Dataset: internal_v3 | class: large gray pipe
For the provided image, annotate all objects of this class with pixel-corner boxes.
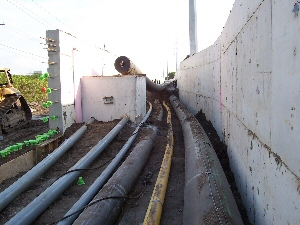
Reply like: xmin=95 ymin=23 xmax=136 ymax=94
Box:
xmin=6 ymin=117 xmax=128 ymax=225
xmin=114 ymin=56 xmax=167 ymax=92
xmin=58 ymin=102 xmax=153 ymax=225
xmin=0 ymin=117 xmax=95 ymax=212
xmin=169 ymin=95 xmax=243 ymax=225
xmin=73 ymin=126 xmax=158 ymax=225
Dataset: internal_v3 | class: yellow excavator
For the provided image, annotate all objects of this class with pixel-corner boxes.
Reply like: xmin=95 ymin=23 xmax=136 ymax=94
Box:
xmin=0 ymin=68 xmax=32 ymax=137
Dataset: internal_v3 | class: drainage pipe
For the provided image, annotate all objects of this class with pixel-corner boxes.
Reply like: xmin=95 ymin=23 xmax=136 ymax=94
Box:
xmin=0 ymin=117 xmax=95 ymax=212
xmin=73 ymin=126 xmax=158 ymax=225
xmin=143 ymin=101 xmax=173 ymax=225
xmin=169 ymin=95 xmax=243 ymax=225
xmin=114 ymin=56 xmax=167 ymax=92
xmin=6 ymin=117 xmax=128 ymax=225
xmin=58 ymin=102 xmax=153 ymax=225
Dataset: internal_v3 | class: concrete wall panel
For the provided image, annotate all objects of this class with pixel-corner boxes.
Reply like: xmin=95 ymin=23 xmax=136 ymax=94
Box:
xmin=211 ymin=98 xmax=222 ymax=138
xmin=176 ymin=0 xmax=300 ymax=223
xmin=221 ymin=0 xmax=265 ymax=53
xmin=221 ymin=39 xmax=237 ymax=114
xmin=235 ymin=0 xmax=272 ymax=147
xmin=272 ymin=0 xmax=300 ymax=178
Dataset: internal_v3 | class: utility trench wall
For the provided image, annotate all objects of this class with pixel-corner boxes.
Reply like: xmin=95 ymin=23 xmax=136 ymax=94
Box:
xmin=176 ymin=0 xmax=300 ymax=224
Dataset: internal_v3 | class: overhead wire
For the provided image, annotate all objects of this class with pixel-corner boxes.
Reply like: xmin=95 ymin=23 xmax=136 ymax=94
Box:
xmin=0 ymin=31 xmax=35 ymax=47
xmin=29 ymin=0 xmax=117 ymax=56
xmin=6 ymin=0 xmax=55 ymax=29
xmin=3 ymin=24 xmax=41 ymax=43
xmin=0 ymin=43 xmax=47 ymax=60
xmin=1 ymin=25 xmax=44 ymax=57
xmin=0 ymin=47 xmax=47 ymax=62
xmin=4 ymin=0 xmax=118 ymax=68
xmin=2 ymin=0 xmax=53 ymax=65
xmin=31 ymin=0 xmax=76 ymax=34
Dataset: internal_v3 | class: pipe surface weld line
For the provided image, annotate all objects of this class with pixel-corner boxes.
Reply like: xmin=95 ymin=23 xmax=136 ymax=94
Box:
xmin=114 ymin=183 xmax=126 ymax=196
xmin=186 ymin=173 xmax=205 ymax=187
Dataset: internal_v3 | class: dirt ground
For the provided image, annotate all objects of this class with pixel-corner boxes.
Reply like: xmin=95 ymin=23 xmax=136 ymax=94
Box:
xmin=0 ymin=90 xmax=250 ymax=225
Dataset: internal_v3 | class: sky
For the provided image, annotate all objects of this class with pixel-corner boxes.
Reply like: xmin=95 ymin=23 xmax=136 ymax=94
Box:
xmin=0 ymin=0 xmax=235 ymax=80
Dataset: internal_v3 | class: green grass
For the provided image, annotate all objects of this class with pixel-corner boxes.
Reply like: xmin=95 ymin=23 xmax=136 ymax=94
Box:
xmin=12 ymin=74 xmax=48 ymax=103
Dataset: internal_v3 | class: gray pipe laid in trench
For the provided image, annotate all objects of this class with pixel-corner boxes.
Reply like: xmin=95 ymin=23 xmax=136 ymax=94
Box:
xmin=0 ymin=117 xmax=95 ymax=212
xmin=169 ymin=95 xmax=243 ymax=225
xmin=6 ymin=117 xmax=129 ymax=225
xmin=73 ymin=126 xmax=158 ymax=225
xmin=58 ymin=102 xmax=153 ymax=225
xmin=114 ymin=56 xmax=167 ymax=92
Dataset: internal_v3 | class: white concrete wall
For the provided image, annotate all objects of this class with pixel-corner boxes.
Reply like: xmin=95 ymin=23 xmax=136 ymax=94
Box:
xmin=176 ymin=0 xmax=300 ymax=224
xmin=81 ymin=76 xmax=146 ymax=124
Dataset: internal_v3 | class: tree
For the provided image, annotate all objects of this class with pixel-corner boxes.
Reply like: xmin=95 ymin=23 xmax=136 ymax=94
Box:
xmin=167 ymin=72 xmax=176 ymax=80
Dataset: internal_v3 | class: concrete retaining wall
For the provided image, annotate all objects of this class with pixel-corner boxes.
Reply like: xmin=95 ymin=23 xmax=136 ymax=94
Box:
xmin=176 ymin=0 xmax=300 ymax=224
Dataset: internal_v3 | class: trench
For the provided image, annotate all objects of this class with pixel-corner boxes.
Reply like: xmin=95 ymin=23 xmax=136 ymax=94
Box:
xmin=0 ymin=80 xmax=250 ymax=224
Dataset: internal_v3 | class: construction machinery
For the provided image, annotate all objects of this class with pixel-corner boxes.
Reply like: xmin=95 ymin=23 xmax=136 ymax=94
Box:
xmin=0 ymin=68 xmax=32 ymax=137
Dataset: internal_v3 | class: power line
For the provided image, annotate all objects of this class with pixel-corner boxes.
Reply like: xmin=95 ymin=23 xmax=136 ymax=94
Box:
xmin=31 ymin=0 xmax=76 ymax=34
xmin=5 ymin=0 xmax=118 ymax=58
xmin=0 ymin=47 xmax=47 ymax=63
xmin=0 ymin=43 xmax=47 ymax=59
xmin=3 ymin=24 xmax=41 ymax=43
xmin=6 ymin=0 xmax=54 ymax=29
xmin=26 ymin=1 xmax=117 ymax=55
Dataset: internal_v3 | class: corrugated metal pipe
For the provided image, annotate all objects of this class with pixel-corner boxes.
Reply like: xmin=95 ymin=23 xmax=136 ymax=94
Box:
xmin=58 ymin=102 xmax=153 ymax=225
xmin=0 ymin=117 xmax=95 ymax=212
xmin=114 ymin=56 xmax=167 ymax=92
xmin=169 ymin=95 xmax=243 ymax=225
xmin=5 ymin=117 xmax=128 ymax=225
xmin=143 ymin=101 xmax=173 ymax=225
xmin=73 ymin=126 xmax=158 ymax=225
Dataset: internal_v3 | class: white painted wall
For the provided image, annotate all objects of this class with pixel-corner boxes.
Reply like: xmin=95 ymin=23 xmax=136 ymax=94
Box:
xmin=81 ymin=76 xmax=146 ymax=124
xmin=176 ymin=0 xmax=300 ymax=224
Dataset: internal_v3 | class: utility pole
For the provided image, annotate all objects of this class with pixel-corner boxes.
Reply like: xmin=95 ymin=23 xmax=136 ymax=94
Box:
xmin=166 ymin=60 xmax=169 ymax=77
xmin=189 ymin=0 xmax=198 ymax=55
xmin=175 ymin=37 xmax=178 ymax=70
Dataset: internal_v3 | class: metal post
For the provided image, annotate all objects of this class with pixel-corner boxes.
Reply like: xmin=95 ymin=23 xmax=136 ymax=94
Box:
xmin=189 ymin=0 xmax=198 ymax=55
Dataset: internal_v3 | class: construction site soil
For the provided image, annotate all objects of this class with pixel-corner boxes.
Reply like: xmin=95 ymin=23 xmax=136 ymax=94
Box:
xmin=0 ymin=90 xmax=251 ymax=225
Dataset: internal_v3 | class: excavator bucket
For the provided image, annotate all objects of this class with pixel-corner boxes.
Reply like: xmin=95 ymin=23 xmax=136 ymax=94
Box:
xmin=0 ymin=95 xmax=32 ymax=132
xmin=0 ymin=95 xmax=20 ymax=116
xmin=0 ymin=68 xmax=32 ymax=138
